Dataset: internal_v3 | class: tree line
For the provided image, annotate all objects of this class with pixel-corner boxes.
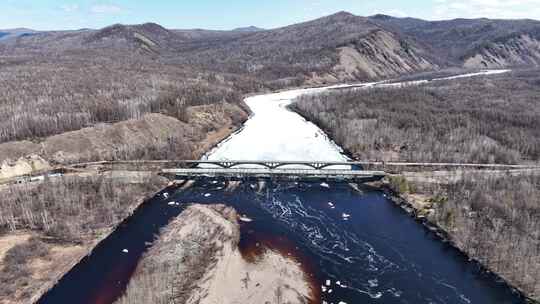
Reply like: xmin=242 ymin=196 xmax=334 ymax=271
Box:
xmin=292 ymin=70 xmax=540 ymax=164
xmin=0 ymin=56 xmax=249 ymax=144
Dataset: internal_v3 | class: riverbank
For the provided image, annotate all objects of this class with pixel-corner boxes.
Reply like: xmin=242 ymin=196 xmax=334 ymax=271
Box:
xmin=291 ymin=69 xmax=540 ymax=302
xmin=371 ymin=172 xmax=539 ymax=303
xmin=0 ymin=173 xmax=169 ymax=304
xmin=115 ymin=204 xmax=315 ymax=304
xmin=0 ymin=108 xmax=247 ymax=304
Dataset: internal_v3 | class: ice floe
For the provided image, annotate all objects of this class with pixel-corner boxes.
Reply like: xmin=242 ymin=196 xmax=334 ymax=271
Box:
xmin=239 ymin=216 xmax=253 ymax=222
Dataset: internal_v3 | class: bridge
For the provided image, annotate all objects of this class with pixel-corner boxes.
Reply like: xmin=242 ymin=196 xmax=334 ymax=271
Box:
xmin=164 ymin=160 xmax=364 ymax=170
xmin=70 ymin=159 xmax=538 ymax=171
xmin=5 ymin=159 xmax=540 ymax=186
xmin=162 ymin=168 xmax=386 ymax=182
xmin=65 ymin=159 xmax=540 ymax=183
xmin=155 ymin=160 xmax=385 ymax=183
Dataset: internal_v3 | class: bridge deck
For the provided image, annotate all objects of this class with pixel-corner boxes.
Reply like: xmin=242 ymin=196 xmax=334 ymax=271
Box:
xmin=162 ymin=168 xmax=386 ymax=182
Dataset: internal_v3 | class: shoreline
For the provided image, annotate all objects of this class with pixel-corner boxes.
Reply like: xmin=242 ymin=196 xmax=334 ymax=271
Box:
xmin=116 ymin=204 xmax=317 ymax=304
xmin=373 ymin=182 xmax=535 ymax=304
xmin=29 ymin=183 xmax=169 ymax=304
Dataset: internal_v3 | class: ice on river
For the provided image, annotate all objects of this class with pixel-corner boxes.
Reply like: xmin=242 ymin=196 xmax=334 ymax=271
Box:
xmin=205 ymin=87 xmax=349 ymax=164
xmin=204 ymin=69 xmax=510 ymax=167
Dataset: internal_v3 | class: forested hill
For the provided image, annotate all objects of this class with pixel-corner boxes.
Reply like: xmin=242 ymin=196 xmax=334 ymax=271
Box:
xmin=369 ymin=14 xmax=540 ymax=69
xmin=0 ymin=12 xmax=438 ymax=86
xmin=2 ymin=12 xmax=540 ymax=85
xmin=172 ymin=11 xmax=438 ymax=85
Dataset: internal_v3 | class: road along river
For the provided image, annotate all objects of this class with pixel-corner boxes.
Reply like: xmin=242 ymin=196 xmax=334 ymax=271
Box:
xmin=37 ymin=69 xmax=525 ymax=304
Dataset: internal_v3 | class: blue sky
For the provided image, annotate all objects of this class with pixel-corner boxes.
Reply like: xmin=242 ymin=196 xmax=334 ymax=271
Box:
xmin=2 ymin=0 xmax=540 ymax=30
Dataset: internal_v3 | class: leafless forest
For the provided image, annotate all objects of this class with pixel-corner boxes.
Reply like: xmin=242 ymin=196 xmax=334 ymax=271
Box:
xmin=1 ymin=236 xmax=51 ymax=300
xmin=0 ymin=57 xmax=248 ymax=143
xmin=433 ymin=174 xmax=540 ymax=299
xmin=293 ymin=70 xmax=540 ymax=164
xmin=0 ymin=174 xmax=167 ymax=301
xmin=0 ymin=174 xmax=165 ymax=240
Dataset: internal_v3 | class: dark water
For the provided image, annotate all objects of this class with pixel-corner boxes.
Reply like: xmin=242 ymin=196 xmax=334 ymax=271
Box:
xmin=38 ymin=179 xmax=526 ymax=304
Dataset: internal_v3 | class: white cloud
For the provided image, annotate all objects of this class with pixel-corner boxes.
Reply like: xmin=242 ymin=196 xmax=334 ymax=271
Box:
xmin=60 ymin=4 xmax=79 ymax=13
xmin=385 ymin=9 xmax=408 ymax=17
xmin=90 ymin=4 xmax=123 ymax=14
xmin=432 ymin=0 xmax=540 ymax=19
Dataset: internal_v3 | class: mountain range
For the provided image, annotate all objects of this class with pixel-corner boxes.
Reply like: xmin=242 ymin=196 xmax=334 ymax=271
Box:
xmin=1 ymin=11 xmax=539 ymax=84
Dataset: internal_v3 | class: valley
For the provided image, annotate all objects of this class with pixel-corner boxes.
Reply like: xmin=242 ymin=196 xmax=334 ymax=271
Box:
xmin=29 ymin=70 xmax=533 ymax=304
xmin=0 ymin=9 xmax=539 ymax=304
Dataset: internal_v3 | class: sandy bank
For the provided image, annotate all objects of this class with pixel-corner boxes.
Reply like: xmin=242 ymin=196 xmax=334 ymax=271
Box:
xmin=117 ymin=204 xmax=314 ymax=304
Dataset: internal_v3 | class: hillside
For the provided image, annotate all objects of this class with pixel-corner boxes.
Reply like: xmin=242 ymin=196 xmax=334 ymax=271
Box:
xmin=3 ymin=12 xmax=540 ymax=76
xmin=0 ymin=24 xmax=186 ymax=56
xmin=176 ymin=11 xmax=438 ymax=85
xmin=369 ymin=14 xmax=540 ymax=68
xmin=0 ymin=12 xmax=439 ymax=86
xmin=83 ymin=23 xmax=181 ymax=53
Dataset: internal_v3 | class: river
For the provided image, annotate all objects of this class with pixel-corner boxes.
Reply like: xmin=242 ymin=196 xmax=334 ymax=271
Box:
xmin=37 ymin=69 xmax=525 ymax=304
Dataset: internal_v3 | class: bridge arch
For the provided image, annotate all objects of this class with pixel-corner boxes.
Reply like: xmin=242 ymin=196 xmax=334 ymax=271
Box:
xmin=189 ymin=160 xmax=358 ymax=170
xmin=271 ymin=163 xmax=319 ymax=169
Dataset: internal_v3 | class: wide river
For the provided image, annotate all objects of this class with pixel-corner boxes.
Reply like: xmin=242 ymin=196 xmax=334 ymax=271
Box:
xmin=38 ymin=70 xmax=525 ymax=304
